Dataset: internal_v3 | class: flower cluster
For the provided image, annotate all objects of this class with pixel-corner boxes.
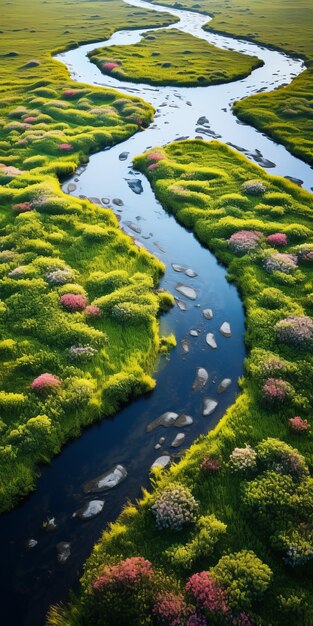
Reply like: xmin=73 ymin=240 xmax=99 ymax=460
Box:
xmin=187 ymin=615 xmax=207 ymax=626
xmin=12 ymin=202 xmax=33 ymax=213
xmin=60 ymin=293 xmax=88 ymax=312
xmin=266 ymin=233 xmax=287 ymax=246
xmin=103 ymin=62 xmax=119 ymax=72
xmin=92 ymin=557 xmax=153 ymax=591
xmin=228 ymin=230 xmax=262 ymax=254
xmin=152 ymin=592 xmax=189 ymax=626
xmin=280 ymin=525 xmax=313 ymax=567
xmin=200 ymin=457 xmax=221 ymax=473
xmin=84 ymin=304 xmax=101 ymax=318
xmin=46 ymin=268 xmax=74 ymax=285
xmin=8 ymin=266 xmax=25 ymax=279
xmin=260 ymin=354 xmax=286 ymax=375
xmin=147 ymin=151 xmax=165 ymax=162
xmin=23 ymin=116 xmax=37 ymax=123
xmin=288 ymin=416 xmax=310 ymax=433
xmin=263 ymin=378 xmax=292 ymax=404
xmin=242 ymin=180 xmax=267 ymax=195
xmin=233 ymin=612 xmax=255 ymax=626
xmin=68 ymin=345 xmax=96 ymax=360
xmin=151 ymin=484 xmax=198 ymax=531
xmin=186 ymin=572 xmax=228 ymax=615
xmin=275 ymin=316 xmax=313 ymax=348
xmin=148 ymin=163 xmax=159 ymax=171
xmin=31 ymin=372 xmax=61 ymax=393
xmin=59 ymin=143 xmax=73 ymax=151
xmin=263 ymin=252 xmax=297 ymax=274
xmin=63 ymin=89 xmax=78 ymax=97
xmin=0 ymin=163 xmax=23 ymax=177
xmin=229 ymin=445 xmax=257 ymax=472
xmin=0 ymin=250 xmax=15 ymax=263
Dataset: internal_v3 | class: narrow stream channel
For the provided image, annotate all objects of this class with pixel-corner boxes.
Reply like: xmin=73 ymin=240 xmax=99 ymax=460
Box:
xmin=0 ymin=2 xmax=312 ymax=625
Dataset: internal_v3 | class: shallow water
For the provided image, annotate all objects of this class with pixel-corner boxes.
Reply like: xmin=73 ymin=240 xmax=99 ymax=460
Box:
xmin=0 ymin=2 xmax=312 ymax=625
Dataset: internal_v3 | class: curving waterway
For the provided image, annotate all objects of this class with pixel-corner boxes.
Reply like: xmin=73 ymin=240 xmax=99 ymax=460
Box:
xmin=0 ymin=2 xmax=312 ymax=625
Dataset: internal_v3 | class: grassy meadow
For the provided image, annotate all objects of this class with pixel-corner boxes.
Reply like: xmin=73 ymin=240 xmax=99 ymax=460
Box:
xmin=48 ymin=140 xmax=313 ymax=626
xmin=0 ymin=0 xmax=179 ymax=512
xmin=89 ymin=28 xmax=263 ymax=87
xmin=147 ymin=0 xmax=313 ymax=165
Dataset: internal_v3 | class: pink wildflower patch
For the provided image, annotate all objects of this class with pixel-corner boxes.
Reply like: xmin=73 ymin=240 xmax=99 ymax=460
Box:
xmin=148 ymin=163 xmax=159 ymax=171
xmin=0 ymin=164 xmax=23 ymax=177
xmin=84 ymin=304 xmax=101 ymax=318
xmin=12 ymin=202 xmax=33 ymax=213
xmin=228 ymin=230 xmax=262 ymax=254
xmin=267 ymin=233 xmax=287 ymax=246
xmin=187 ymin=615 xmax=207 ymax=626
xmin=92 ymin=557 xmax=153 ymax=592
xmin=31 ymin=372 xmax=61 ymax=393
xmin=263 ymin=377 xmax=292 ymax=404
xmin=275 ymin=316 xmax=313 ymax=348
xmin=63 ymin=89 xmax=78 ymax=97
xmin=289 ymin=416 xmax=310 ymax=433
xmin=60 ymin=293 xmax=88 ymax=312
xmin=200 ymin=457 xmax=221 ymax=473
xmin=59 ymin=143 xmax=73 ymax=151
xmin=152 ymin=591 xmax=189 ymax=626
xmin=23 ymin=116 xmax=37 ymax=123
xmin=186 ymin=571 xmax=228 ymax=615
xmin=147 ymin=152 xmax=164 ymax=162
xmin=103 ymin=62 xmax=119 ymax=72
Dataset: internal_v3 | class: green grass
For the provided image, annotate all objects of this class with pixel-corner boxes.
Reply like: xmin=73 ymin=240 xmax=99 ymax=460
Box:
xmin=49 ymin=140 xmax=313 ymax=626
xmin=89 ymin=28 xmax=263 ymax=87
xmin=0 ymin=0 xmax=178 ymax=512
xmin=146 ymin=0 xmax=313 ymax=165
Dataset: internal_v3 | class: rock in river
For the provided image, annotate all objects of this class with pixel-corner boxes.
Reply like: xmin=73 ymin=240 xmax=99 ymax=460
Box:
xmin=126 ymin=178 xmax=143 ymax=194
xmin=83 ymin=464 xmax=127 ymax=493
xmin=193 ymin=367 xmax=209 ymax=391
xmin=147 ymin=411 xmax=179 ymax=432
xmin=185 ymin=268 xmax=197 ymax=278
xmin=217 ymin=378 xmax=232 ymax=393
xmin=57 ymin=542 xmax=71 ymax=564
xmin=203 ymin=308 xmax=213 ymax=320
xmin=172 ymin=263 xmax=186 ymax=273
xmin=190 ymin=329 xmax=200 ymax=337
xmin=113 ymin=198 xmax=124 ymax=207
xmin=175 ymin=298 xmax=188 ymax=311
xmin=181 ymin=339 xmax=190 ymax=353
xmin=119 ymin=151 xmax=129 ymax=161
xmin=171 ymin=433 xmax=186 ymax=447
xmin=151 ymin=455 xmax=171 ymax=470
xmin=175 ymin=414 xmax=193 ymax=427
xmin=220 ymin=322 xmax=231 ymax=337
xmin=26 ymin=538 xmax=38 ymax=549
xmin=175 ymin=283 xmax=197 ymax=300
xmin=203 ymin=397 xmax=218 ymax=416
xmin=73 ymin=499 xmax=105 ymax=520
xmin=206 ymin=333 xmax=217 ymax=349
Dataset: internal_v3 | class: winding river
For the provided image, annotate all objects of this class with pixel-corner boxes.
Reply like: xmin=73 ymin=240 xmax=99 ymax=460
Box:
xmin=0 ymin=2 xmax=312 ymax=625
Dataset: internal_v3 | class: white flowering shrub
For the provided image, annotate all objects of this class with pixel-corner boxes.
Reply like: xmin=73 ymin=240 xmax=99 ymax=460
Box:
xmin=151 ymin=483 xmax=199 ymax=531
xmin=229 ymin=445 xmax=257 ymax=472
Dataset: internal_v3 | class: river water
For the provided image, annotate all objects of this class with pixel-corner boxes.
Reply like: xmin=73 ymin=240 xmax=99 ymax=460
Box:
xmin=0 ymin=1 xmax=312 ymax=625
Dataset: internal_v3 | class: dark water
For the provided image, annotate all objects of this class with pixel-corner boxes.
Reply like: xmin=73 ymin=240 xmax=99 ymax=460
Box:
xmin=0 ymin=0 xmax=312 ymax=624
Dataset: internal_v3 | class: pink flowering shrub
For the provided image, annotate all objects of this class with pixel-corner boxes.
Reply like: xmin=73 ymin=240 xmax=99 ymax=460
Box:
xmin=267 ymin=233 xmax=287 ymax=246
xmin=92 ymin=557 xmax=154 ymax=591
xmin=59 ymin=143 xmax=73 ymax=151
xmin=151 ymin=484 xmax=198 ymax=530
xmin=263 ymin=252 xmax=297 ymax=274
xmin=275 ymin=316 xmax=313 ymax=348
xmin=234 ymin=613 xmax=255 ymax=626
xmin=256 ymin=438 xmax=309 ymax=479
xmin=23 ymin=116 xmax=37 ymax=123
xmin=187 ymin=615 xmax=207 ymax=626
xmin=84 ymin=304 xmax=101 ymax=318
xmin=12 ymin=202 xmax=33 ymax=213
xmin=103 ymin=62 xmax=119 ymax=72
xmin=263 ymin=378 xmax=292 ymax=404
xmin=63 ymin=89 xmax=78 ymax=97
xmin=229 ymin=446 xmax=257 ymax=472
xmin=147 ymin=152 xmax=165 ymax=162
xmin=200 ymin=457 xmax=221 ymax=472
xmin=242 ymin=179 xmax=267 ymax=195
xmin=152 ymin=591 xmax=189 ymax=626
xmin=148 ymin=163 xmax=159 ymax=171
xmin=60 ymin=293 xmax=87 ymax=312
xmin=289 ymin=416 xmax=310 ymax=433
xmin=0 ymin=164 xmax=23 ymax=177
xmin=228 ymin=230 xmax=262 ymax=254
xmin=31 ymin=373 xmax=61 ymax=393
xmin=186 ymin=572 xmax=228 ymax=616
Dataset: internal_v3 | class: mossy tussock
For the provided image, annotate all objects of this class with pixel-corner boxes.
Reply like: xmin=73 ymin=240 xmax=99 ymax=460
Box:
xmin=50 ymin=141 xmax=313 ymax=626
xmin=89 ymin=28 xmax=263 ymax=87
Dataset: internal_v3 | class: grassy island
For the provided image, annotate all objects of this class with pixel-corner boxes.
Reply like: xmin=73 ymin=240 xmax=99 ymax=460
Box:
xmin=49 ymin=140 xmax=313 ymax=626
xmin=89 ymin=28 xmax=262 ymax=87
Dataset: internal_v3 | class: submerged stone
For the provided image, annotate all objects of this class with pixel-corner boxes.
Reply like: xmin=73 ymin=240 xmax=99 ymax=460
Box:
xmin=126 ymin=179 xmax=143 ymax=194
xmin=172 ymin=263 xmax=186 ymax=273
xmin=185 ymin=268 xmax=197 ymax=277
xmin=171 ymin=433 xmax=186 ymax=447
xmin=181 ymin=339 xmax=190 ymax=353
xmin=83 ymin=464 xmax=127 ymax=493
xmin=73 ymin=500 xmax=104 ymax=520
xmin=175 ymin=283 xmax=197 ymax=300
xmin=175 ymin=414 xmax=193 ymax=427
xmin=151 ymin=455 xmax=171 ymax=470
xmin=119 ymin=151 xmax=129 ymax=161
xmin=203 ymin=308 xmax=213 ymax=320
xmin=44 ymin=517 xmax=57 ymax=532
xmin=175 ymin=298 xmax=188 ymax=311
xmin=217 ymin=378 xmax=232 ymax=393
xmin=147 ymin=412 xmax=179 ymax=432
xmin=57 ymin=542 xmax=71 ymax=564
xmin=113 ymin=198 xmax=124 ymax=207
xmin=193 ymin=367 xmax=209 ymax=391
xmin=190 ymin=329 xmax=200 ymax=337
xmin=125 ymin=221 xmax=141 ymax=234
xmin=206 ymin=333 xmax=217 ymax=349
xmin=26 ymin=538 xmax=38 ymax=549
xmin=101 ymin=197 xmax=110 ymax=205
xmin=197 ymin=116 xmax=209 ymax=125
xmin=220 ymin=322 xmax=232 ymax=337
xmin=67 ymin=183 xmax=76 ymax=193
xmin=203 ymin=397 xmax=218 ymax=416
